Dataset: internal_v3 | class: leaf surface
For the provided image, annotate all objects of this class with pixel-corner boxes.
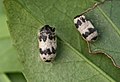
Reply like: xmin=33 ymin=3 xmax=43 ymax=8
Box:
xmin=0 ymin=0 xmax=22 ymax=72
xmin=0 ymin=73 xmax=11 ymax=82
xmin=87 ymin=0 xmax=120 ymax=67
xmin=0 ymin=37 xmax=22 ymax=72
xmin=4 ymin=0 xmax=120 ymax=82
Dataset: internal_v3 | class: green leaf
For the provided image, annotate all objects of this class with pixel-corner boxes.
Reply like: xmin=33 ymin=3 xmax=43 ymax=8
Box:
xmin=4 ymin=0 xmax=120 ymax=82
xmin=0 ymin=0 xmax=10 ymax=38
xmin=87 ymin=0 xmax=120 ymax=67
xmin=0 ymin=0 xmax=22 ymax=72
xmin=6 ymin=73 xmax=26 ymax=82
xmin=0 ymin=73 xmax=11 ymax=82
xmin=0 ymin=37 xmax=22 ymax=72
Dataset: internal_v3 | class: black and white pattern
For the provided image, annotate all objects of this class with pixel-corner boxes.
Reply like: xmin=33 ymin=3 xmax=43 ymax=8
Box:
xmin=74 ymin=15 xmax=98 ymax=42
xmin=38 ymin=25 xmax=57 ymax=62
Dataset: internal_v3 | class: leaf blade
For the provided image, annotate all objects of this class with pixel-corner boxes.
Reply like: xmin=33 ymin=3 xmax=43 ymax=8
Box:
xmin=4 ymin=0 xmax=120 ymax=82
xmin=88 ymin=0 xmax=120 ymax=67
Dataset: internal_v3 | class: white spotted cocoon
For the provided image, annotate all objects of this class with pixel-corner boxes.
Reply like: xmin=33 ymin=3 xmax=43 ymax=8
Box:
xmin=38 ymin=25 xmax=57 ymax=62
xmin=74 ymin=15 xmax=98 ymax=42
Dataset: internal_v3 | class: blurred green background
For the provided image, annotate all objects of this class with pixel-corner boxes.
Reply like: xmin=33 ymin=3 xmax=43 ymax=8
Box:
xmin=0 ymin=0 xmax=26 ymax=81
